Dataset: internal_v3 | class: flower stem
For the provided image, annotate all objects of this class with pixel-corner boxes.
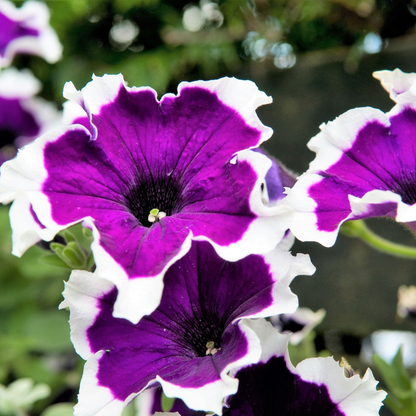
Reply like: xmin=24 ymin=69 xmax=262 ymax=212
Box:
xmin=340 ymin=220 xmax=416 ymax=259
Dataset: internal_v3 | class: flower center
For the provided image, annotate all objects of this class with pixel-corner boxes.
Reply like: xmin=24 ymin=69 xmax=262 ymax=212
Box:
xmin=205 ymin=340 xmax=221 ymax=356
xmin=176 ymin=313 xmax=224 ymax=358
xmin=148 ymin=208 xmax=166 ymax=223
xmin=125 ymin=177 xmax=183 ymax=227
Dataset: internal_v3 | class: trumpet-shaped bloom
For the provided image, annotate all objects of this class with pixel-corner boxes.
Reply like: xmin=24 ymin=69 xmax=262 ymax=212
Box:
xmin=285 ymin=69 xmax=416 ymax=246
xmin=140 ymin=320 xmax=385 ymax=416
xmin=60 ymin=240 xmax=315 ymax=416
xmin=0 ymin=0 xmax=62 ymax=67
xmin=0 ymin=67 xmax=59 ymax=164
xmin=0 ymin=74 xmax=292 ymax=323
xmin=0 ymin=67 xmax=60 ymax=253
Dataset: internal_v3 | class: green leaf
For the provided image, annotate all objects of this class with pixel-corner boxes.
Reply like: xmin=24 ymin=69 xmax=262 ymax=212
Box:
xmin=161 ymin=392 xmax=175 ymax=412
xmin=373 ymin=348 xmax=411 ymax=393
xmin=21 ymin=311 xmax=72 ymax=353
xmin=38 ymin=254 xmax=71 ymax=269
xmin=373 ymin=349 xmax=416 ymax=416
xmin=82 ymin=227 xmax=93 ymax=238
xmin=63 ymin=230 xmax=76 ymax=243
xmin=40 ymin=403 xmax=75 ymax=416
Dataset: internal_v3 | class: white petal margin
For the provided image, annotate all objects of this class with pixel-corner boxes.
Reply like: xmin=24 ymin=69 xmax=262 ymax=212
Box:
xmin=9 ymin=195 xmax=56 ymax=256
xmin=236 ymin=247 xmax=315 ymax=320
xmin=74 ymin=351 xmax=152 ymax=416
xmin=135 ymin=389 xmax=155 ymax=416
xmin=61 ymin=269 xmax=162 ymax=416
xmin=295 ymin=358 xmax=386 ymax=416
xmin=0 ymin=0 xmax=62 ymax=67
xmin=178 ymin=77 xmax=273 ymax=146
xmin=157 ymin=320 xmax=262 ymax=416
xmin=63 ymin=75 xmax=273 ymax=146
xmin=283 ymin=107 xmax=391 ymax=247
xmin=0 ymin=67 xmax=40 ymax=98
xmin=62 ymin=271 xmax=263 ymax=416
xmin=194 ymin=150 xmax=294 ymax=260
xmin=273 ymin=307 xmax=326 ymax=346
xmin=242 ymin=319 xmax=386 ymax=416
xmin=308 ymin=107 xmax=390 ymax=170
xmin=283 ymin=173 xmax=350 ymax=247
xmin=60 ymin=269 xmax=115 ymax=360
xmin=349 ymin=190 xmax=402 ymax=218
xmin=92 ymin=221 xmax=194 ymax=324
xmin=373 ymin=69 xmax=416 ymax=105
xmin=0 ymin=125 xmax=90 ymax=255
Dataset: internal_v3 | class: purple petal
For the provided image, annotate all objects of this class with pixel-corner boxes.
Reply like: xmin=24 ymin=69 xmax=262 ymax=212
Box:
xmin=61 ymin=241 xmax=314 ymax=415
xmin=3 ymin=74 xmax=292 ymax=323
xmin=285 ymin=99 xmax=416 ymax=246
xmin=0 ymin=0 xmax=62 ymax=67
xmin=142 ymin=320 xmax=385 ymax=416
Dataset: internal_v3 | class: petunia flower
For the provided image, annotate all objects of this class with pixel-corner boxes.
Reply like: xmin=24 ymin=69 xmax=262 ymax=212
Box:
xmin=0 ymin=67 xmax=60 ymax=164
xmin=284 ymin=68 xmax=416 ymax=246
xmin=0 ymin=74 xmax=293 ymax=323
xmin=0 ymin=67 xmax=60 ymax=253
xmin=60 ymin=240 xmax=315 ymax=416
xmin=270 ymin=306 xmax=326 ymax=345
xmin=0 ymin=0 xmax=62 ymax=68
xmin=139 ymin=319 xmax=385 ymax=416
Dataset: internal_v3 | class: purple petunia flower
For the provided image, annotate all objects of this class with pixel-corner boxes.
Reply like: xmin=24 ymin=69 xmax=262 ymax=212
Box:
xmin=284 ymin=68 xmax=416 ymax=246
xmin=140 ymin=319 xmax=386 ymax=416
xmin=270 ymin=306 xmax=326 ymax=345
xmin=0 ymin=67 xmax=60 ymax=164
xmin=0 ymin=67 xmax=60 ymax=253
xmin=0 ymin=74 xmax=293 ymax=323
xmin=60 ymin=240 xmax=315 ymax=416
xmin=0 ymin=0 xmax=62 ymax=68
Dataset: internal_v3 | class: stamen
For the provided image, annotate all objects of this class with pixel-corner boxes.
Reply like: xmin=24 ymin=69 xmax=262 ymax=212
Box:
xmin=148 ymin=208 xmax=167 ymax=223
xmin=205 ymin=341 xmax=221 ymax=356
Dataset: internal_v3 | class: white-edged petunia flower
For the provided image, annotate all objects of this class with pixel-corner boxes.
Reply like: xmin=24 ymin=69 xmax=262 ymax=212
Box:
xmin=139 ymin=319 xmax=386 ymax=416
xmin=0 ymin=0 xmax=62 ymax=68
xmin=0 ymin=74 xmax=293 ymax=323
xmin=284 ymin=68 xmax=416 ymax=246
xmin=60 ymin=240 xmax=315 ymax=416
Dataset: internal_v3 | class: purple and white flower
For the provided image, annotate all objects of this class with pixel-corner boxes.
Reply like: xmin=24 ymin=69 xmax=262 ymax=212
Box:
xmin=60 ymin=240 xmax=315 ymax=416
xmin=0 ymin=74 xmax=293 ymax=323
xmin=0 ymin=0 xmax=62 ymax=68
xmin=284 ymin=68 xmax=416 ymax=246
xmin=141 ymin=319 xmax=385 ymax=416
xmin=0 ymin=67 xmax=60 ymax=254
xmin=270 ymin=306 xmax=326 ymax=345
xmin=0 ymin=67 xmax=60 ymax=164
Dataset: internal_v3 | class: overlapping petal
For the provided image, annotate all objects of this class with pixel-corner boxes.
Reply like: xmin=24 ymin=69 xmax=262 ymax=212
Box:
xmin=1 ymin=74 xmax=293 ymax=323
xmin=0 ymin=0 xmax=62 ymax=67
xmin=139 ymin=319 xmax=385 ymax=416
xmin=285 ymin=69 xmax=416 ymax=246
xmin=60 ymin=240 xmax=315 ymax=416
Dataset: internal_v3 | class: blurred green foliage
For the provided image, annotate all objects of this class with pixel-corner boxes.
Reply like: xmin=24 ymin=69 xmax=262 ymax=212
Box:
xmin=4 ymin=0 xmax=416 ymax=414
xmin=11 ymin=0 xmax=416 ymax=101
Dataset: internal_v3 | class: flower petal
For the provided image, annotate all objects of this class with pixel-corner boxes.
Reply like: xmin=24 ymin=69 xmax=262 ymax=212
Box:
xmin=0 ymin=0 xmax=62 ymax=67
xmin=285 ymin=97 xmax=416 ymax=245
xmin=61 ymin=240 xmax=313 ymax=415
xmin=3 ymin=74 xmax=291 ymax=323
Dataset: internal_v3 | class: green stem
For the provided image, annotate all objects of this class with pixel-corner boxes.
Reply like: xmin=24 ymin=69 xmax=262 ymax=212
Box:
xmin=340 ymin=220 xmax=416 ymax=259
